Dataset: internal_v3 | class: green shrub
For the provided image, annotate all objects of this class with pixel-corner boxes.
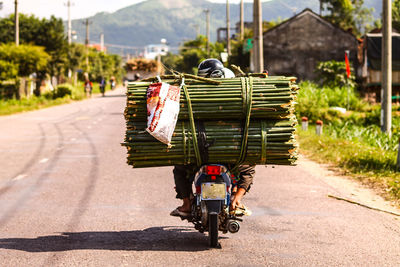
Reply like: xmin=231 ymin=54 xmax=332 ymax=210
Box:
xmin=315 ymin=60 xmax=356 ymax=88
xmin=54 ymin=84 xmax=72 ymax=98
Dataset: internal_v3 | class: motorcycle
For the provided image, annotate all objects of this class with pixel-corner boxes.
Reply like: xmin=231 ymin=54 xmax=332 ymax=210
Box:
xmin=182 ymin=164 xmax=244 ymax=248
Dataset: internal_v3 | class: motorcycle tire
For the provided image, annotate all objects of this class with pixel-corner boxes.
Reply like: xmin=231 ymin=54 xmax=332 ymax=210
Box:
xmin=208 ymin=213 xmax=219 ymax=248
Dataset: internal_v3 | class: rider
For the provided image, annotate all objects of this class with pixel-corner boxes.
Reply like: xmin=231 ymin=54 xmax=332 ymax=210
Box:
xmin=170 ymin=58 xmax=255 ymax=218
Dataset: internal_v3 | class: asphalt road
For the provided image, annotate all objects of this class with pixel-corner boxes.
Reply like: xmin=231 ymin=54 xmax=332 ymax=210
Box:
xmin=0 ymin=87 xmax=399 ymax=266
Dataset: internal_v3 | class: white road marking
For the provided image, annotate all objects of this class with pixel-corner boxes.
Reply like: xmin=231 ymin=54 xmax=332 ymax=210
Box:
xmin=39 ymin=158 xmax=49 ymax=164
xmin=87 ymin=126 xmax=92 ymax=129
xmin=13 ymin=174 xmax=27 ymax=181
xmin=70 ymin=138 xmax=76 ymax=141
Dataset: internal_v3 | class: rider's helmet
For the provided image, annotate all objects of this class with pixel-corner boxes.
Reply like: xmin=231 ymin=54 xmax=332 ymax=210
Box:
xmin=197 ymin=58 xmax=235 ymax=78
xmin=197 ymin=58 xmax=224 ymax=78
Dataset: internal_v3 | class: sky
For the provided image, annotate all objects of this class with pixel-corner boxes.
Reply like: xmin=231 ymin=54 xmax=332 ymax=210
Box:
xmin=0 ymin=0 xmax=270 ymax=20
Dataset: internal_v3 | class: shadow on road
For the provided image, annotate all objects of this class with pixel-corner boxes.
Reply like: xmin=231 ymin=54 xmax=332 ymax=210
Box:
xmin=0 ymin=226 xmax=218 ymax=252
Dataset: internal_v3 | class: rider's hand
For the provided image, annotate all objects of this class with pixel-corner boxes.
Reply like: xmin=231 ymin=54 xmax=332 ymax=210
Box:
xmin=230 ymin=187 xmax=246 ymax=210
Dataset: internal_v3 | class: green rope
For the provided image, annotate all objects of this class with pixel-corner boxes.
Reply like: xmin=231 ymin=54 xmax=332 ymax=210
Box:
xmin=182 ymin=81 xmax=202 ymax=167
xmin=261 ymin=120 xmax=267 ymax=164
xmin=233 ymin=76 xmax=254 ymax=171
xmin=241 ymin=77 xmax=247 ymax=116
xmin=182 ymin=121 xmax=187 ymax=165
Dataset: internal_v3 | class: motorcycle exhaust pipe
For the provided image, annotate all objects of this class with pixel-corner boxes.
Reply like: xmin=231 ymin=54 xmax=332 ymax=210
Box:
xmin=227 ymin=220 xmax=240 ymax=233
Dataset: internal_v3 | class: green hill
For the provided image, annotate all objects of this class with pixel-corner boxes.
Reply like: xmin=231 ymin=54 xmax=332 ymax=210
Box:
xmin=69 ymin=0 xmax=381 ymax=52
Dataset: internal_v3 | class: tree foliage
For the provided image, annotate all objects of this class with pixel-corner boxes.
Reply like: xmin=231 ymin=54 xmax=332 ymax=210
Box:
xmin=315 ymin=60 xmax=355 ymax=88
xmin=87 ymin=48 xmax=124 ymax=82
xmin=0 ymin=60 xmax=18 ymax=80
xmin=162 ymin=35 xmax=224 ymax=74
xmin=0 ymin=44 xmax=50 ymax=77
xmin=0 ymin=14 xmax=67 ymax=77
xmin=321 ymin=0 xmax=375 ymax=36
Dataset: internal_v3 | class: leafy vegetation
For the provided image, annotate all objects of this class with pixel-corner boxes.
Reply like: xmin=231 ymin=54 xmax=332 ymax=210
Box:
xmin=315 ymin=60 xmax=356 ymax=88
xmin=297 ymin=79 xmax=400 ymax=201
xmin=0 ymin=11 xmax=123 ymax=115
xmin=0 ymin=44 xmax=50 ymax=77
xmin=299 ymin=128 xmax=400 ymax=200
xmin=320 ymin=0 xmax=377 ymax=36
xmin=162 ymin=35 xmax=225 ymax=74
xmin=0 ymin=83 xmax=83 ymax=116
xmin=296 ymin=81 xmax=367 ymax=122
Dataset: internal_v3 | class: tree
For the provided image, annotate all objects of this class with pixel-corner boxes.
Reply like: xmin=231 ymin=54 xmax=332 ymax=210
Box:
xmin=65 ymin=43 xmax=85 ymax=75
xmin=320 ymin=0 xmax=374 ymax=36
xmin=86 ymin=48 xmax=124 ymax=82
xmin=0 ymin=44 xmax=50 ymax=98
xmin=0 ymin=14 xmax=68 ymax=78
xmin=0 ymin=44 xmax=49 ymax=77
xmin=315 ymin=60 xmax=356 ymax=88
xmin=162 ymin=35 xmax=224 ymax=74
xmin=0 ymin=60 xmax=18 ymax=80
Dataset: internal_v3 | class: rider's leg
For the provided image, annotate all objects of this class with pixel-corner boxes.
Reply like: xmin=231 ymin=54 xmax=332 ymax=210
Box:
xmin=172 ymin=165 xmax=195 ymax=213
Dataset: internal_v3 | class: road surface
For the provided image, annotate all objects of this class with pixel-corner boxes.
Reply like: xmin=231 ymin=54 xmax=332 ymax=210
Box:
xmin=0 ymin=87 xmax=399 ymax=266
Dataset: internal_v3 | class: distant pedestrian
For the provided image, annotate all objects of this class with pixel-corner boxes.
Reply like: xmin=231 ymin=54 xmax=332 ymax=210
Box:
xmin=110 ymin=76 xmax=116 ymax=90
xmin=100 ymin=77 xmax=106 ymax=97
xmin=84 ymin=79 xmax=93 ymax=97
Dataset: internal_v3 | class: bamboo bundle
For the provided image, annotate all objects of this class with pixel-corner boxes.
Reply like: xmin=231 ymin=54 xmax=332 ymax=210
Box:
xmin=123 ymin=75 xmax=299 ymax=168
xmin=122 ymin=120 xmax=298 ymax=167
xmin=125 ymin=77 xmax=299 ymax=121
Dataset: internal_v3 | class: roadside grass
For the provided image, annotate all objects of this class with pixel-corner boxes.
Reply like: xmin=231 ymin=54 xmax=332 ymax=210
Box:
xmin=0 ymin=82 xmax=110 ymax=116
xmin=298 ymin=126 xmax=400 ymax=202
xmin=297 ymin=81 xmax=400 ymax=203
xmin=0 ymin=96 xmax=74 ymax=116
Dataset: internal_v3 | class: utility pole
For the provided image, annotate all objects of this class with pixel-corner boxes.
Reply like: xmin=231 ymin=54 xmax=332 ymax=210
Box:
xmin=15 ymin=0 xmax=19 ymax=46
xmin=100 ymin=33 xmax=104 ymax=52
xmin=226 ymin=0 xmax=231 ymax=56
xmin=204 ymin=9 xmax=210 ymax=57
xmin=253 ymin=0 xmax=263 ymax=73
xmin=84 ymin=18 xmax=91 ymax=46
xmin=83 ymin=19 xmax=92 ymax=71
xmin=65 ymin=1 xmax=74 ymax=79
xmin=382 ymin=0 xmax=392 ymax=135
xmin=65 ymin=0 xmax=73 ymax=45
xmin=240 ymin=0 xmax=244 ymax=41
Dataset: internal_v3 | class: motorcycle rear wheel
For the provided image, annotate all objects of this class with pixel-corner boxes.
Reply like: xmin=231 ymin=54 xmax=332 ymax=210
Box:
xmin=208 ymin=213 xmax=219 ymax=247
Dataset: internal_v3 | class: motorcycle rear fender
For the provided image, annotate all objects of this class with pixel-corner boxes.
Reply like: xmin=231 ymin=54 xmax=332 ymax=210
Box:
xmin=205 ymin=200 xmax=224 ymax=214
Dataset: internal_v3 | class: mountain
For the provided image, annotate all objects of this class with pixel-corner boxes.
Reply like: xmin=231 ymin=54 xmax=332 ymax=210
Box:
xmin=69 ymin=0 xmax=381 ymax=53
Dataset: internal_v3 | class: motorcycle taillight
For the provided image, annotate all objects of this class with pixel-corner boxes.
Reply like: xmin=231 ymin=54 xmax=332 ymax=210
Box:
xmin=206 ymin=165 xmax=221 ymax=175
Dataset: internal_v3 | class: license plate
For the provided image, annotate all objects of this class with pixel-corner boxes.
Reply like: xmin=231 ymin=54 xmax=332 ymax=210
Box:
xmin=201 ymin=183 xmax=226 ymax=200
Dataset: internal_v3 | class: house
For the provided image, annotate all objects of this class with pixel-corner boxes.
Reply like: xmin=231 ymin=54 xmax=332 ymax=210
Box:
xmin=144 ymin=44 xmax=169 ymax=60
xmin=262 ymin=8 xmax=358 ymax=81
xmin=360 ymin=32 xmax=400 ymax=103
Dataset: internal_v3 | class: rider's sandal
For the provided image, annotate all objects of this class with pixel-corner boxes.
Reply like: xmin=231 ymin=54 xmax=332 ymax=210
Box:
xmin=233 ymin=204 xmax=252 ymax=216
xmin=170 ymin=207 xmax=191 ymax=217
